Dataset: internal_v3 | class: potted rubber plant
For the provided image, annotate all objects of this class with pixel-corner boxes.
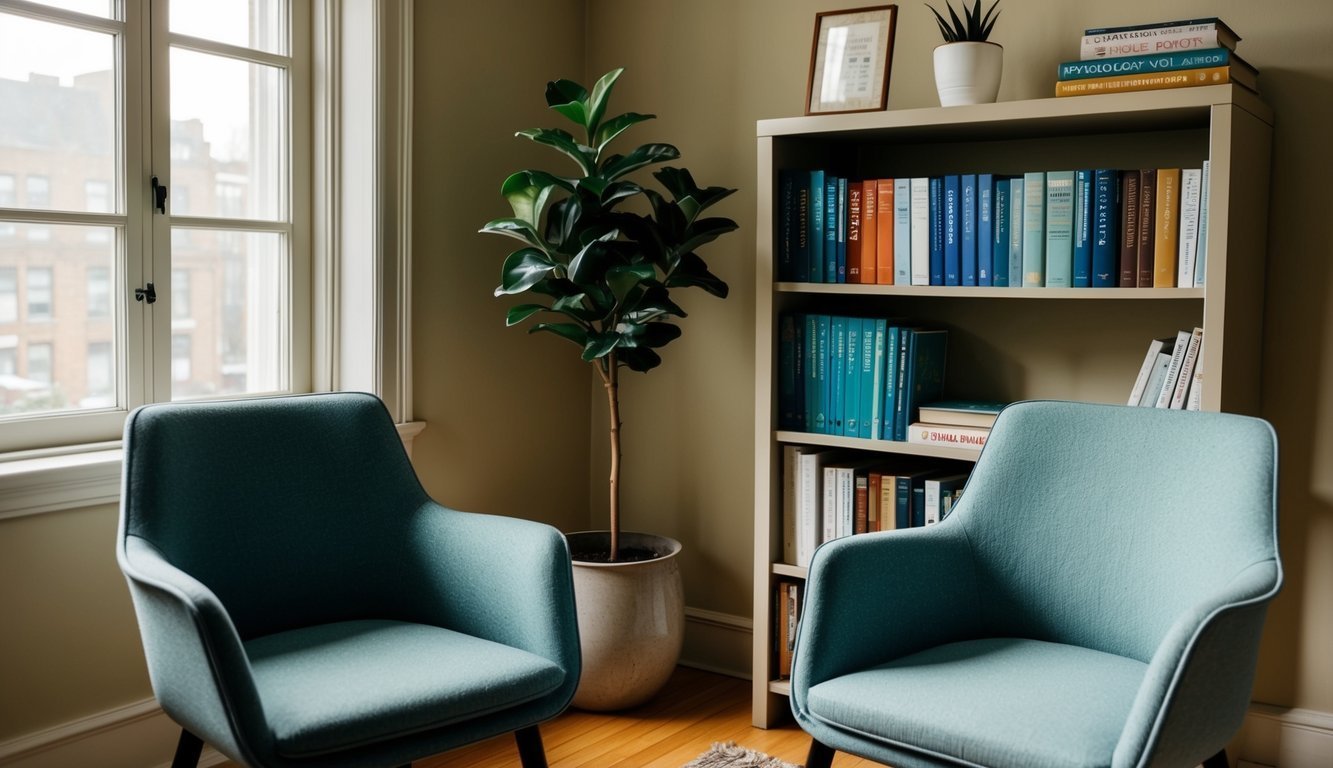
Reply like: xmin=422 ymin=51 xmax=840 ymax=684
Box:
xmin=927 ymin=0 xmax=1004 ymax=106
xmin=480 ymin=68 xmax=737 ymax=710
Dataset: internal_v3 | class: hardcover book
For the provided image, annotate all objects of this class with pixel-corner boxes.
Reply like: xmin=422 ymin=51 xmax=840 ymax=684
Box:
xmin=1127 ymin=336 xmax=1171 ymax=406
xmin=1153 ymin=168 xmax=1181 ymax=287
xmin=895 ymin=329 xmax=949 ymax=441
xmin=910 ymin=178 xmax=931 ymax=285
xmin=836 ymin=176 xmax=848 ymax=281
xmin=876 ymin=179 xmax=895 ymax=284
xmin=1022 ymin=171 xmax=1047 ymax=287
xmin=1177 ymin=168 xmax=1202 ymax=288
xmin=1044 ymin=170 xmax=1075 ymax=288
xmin=822 ymin=174 xmax=838 ymax=282
xmin=944 ymin=175 xmax=961 ymax=286
xmin=1055 ymin=66 xmax=1247 ymax=97
xmin=1058 ymin=47 xmax=1256 ymax=87
xmin=1079 ymin=18 xmax=1240 ymax=60
xmin=930 ymin=176 xmax=945 ymax=285
xmin=1136 ymin=169 xmax=1157 ymax=287
xmin=843 ymin=317 xmax=861 ymax=436
xmin=860 ymin=179 xmax=878 ymax=284
xmin=809 ymin=170 xmax=825 ymax=284
xmin=977 ymin=173 xmax=994 ymax=286
xmin=992 ymin=178 xmax=1009 ymax=286
xmin=961 ymin=174 xmax=978 ymax=286
xmin=846 ymin=184 xmax=863 ymax=283
xmin=1195 ymin=160 xmax=1210 ymax=287
xmin=1119 ymin=169 xmax=1140 ymax=287
xmin=829 ymin=315 xmax=847 ymax=434
xmin=1154 ymin=329 xmax=1193 ymax=408
xmin=1092 ymin=169 xmax=1119 ymax=287
xmin=916 ymin=400 xmax=1006 ymax=428
xmin=1169 ymin=327 xmax=1204 ymax=409
xmin=1008 ymin=177 xmax=1025 ymax=288
xmin=778 ymin=314 xmax=803 ymax=430
xmin=1072 ymin=169 xmax=1093 ymax=287
xmin=894 ymin=178 xmax=912 ymax=286
xmin=908 ymin=423 xmax=990 ymax=451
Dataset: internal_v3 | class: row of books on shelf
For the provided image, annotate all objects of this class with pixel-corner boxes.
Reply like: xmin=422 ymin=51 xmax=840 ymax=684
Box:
xmin=776 ymin=164 xmax=1211 ymax=289
xmin=1057 ymin=18 xmax=1257 ymax=97
xmin=1128 ymin=327 xmax=1205 ymax=410
xmin=778 ymin=314 xmax=948 ymax=441
xmin=781 ymin=448 xmax=973 ymax=569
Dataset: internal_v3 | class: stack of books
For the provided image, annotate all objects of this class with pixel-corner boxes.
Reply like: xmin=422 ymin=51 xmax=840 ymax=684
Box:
xmin=1127 ymin=328 xmax=1205 ymax=410
xmin=1055 ymin=18 xmax=1258 ymax=97
xmin=906 ymin=400 xmax=1005 ymax=451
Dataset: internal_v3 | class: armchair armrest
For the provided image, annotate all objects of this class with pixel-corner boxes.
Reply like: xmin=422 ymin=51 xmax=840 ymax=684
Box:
xmin=790 ymin=519 xmax=982 ymax=714
xmin=1113 ymin=559 xmax=1282 ymax=768
xmin=403 ymin=502 xmax=580 ymax=677
xmin=117 ymin=535 xmax=270 ymax=765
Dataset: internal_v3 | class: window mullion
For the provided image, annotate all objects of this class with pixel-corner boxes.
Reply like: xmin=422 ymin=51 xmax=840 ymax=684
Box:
xmin=142 ymin=0 xmax=171 ymax=406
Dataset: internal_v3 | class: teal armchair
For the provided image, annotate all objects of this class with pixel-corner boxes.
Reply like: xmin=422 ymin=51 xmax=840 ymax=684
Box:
xmin=117 ymin=392 xmax=580 ymax=768
xmin=791 ymin=401 xmax=1280 ymax=768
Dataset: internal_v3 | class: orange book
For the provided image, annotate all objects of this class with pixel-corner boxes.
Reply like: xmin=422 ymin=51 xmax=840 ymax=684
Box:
xmin=1153 ymin=168 xmax=1181 ymax=287
xmin=876 ymin=180 xmax=895 ymax=284
xmin=860 ymin=179 xmax=877 ymax=284
xmin=1054 ymin=65 xmax=1237 ymax=97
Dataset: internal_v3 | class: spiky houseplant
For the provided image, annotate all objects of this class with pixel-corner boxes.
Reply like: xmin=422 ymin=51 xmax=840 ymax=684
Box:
xmin=481 ymin=68 xmax=737 ymax=562
xmin=927 ymin=0 xmax=1001 ymax=42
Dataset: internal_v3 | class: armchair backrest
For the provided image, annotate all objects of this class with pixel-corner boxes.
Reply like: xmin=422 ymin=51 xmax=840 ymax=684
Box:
xmin=948 ymin=400 xmax=1279 ymax=662
xmin=120 ymin=392 xmax=430 ymax=640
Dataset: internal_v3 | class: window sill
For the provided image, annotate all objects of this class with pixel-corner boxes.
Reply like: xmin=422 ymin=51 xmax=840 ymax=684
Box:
xmin=0 ymin=421 xmax=427 ymax=521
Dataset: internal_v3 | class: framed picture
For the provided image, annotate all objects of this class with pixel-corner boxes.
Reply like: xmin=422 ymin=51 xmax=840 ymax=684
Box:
xmin=806 ymin=5 xmax=898 ymax=115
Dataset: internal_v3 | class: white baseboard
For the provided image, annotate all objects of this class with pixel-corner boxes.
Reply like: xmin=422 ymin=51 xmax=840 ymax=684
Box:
xmin=1232 ymin=705 xmax=1333 ymax=768
xmin=0 ymin=698 xmax=226 ymax=768
xmin=680 ymin=607 xmax=752 ymax=680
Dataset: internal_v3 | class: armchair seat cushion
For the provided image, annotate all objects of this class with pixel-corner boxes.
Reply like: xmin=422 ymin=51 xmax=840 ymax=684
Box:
xmin=245 ymin=619 xmax=566 ymax=758
xmin=806 ymin=638 xmax=1147 ymax=768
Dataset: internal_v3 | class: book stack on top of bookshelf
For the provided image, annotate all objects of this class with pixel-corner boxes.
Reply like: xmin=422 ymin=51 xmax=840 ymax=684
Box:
xmin=778 ymin=167 xmax=1211 ymax=289
xmin=907 ymin=400 xmax=1005 ymax=451
xmin=1056 ymin=18 xmax=1257 ymax=98
xmin=1128 ymin=327 xmax=1205 ymax=410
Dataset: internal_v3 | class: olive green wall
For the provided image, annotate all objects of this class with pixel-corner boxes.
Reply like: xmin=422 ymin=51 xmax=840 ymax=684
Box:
xmin=584 ymin=0 xmax=1333 ymax=714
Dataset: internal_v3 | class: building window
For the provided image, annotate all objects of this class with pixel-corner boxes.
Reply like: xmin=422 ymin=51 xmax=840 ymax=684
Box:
xmin=26 ymin=267 xmax=53 ymax=321
xmin=87 ymin=266 xmax=110 ymax=319
xmin=25 ymin=175 xmax=50 ymax=207
xmin=0 ymin=268 xmax=16 ymax=323
xmin=86 ymin=340 xmax=112 ymax=399
xmin=171 ymin=333 xmax=191 ymax=383
xmin=27 ymin=342 xmax=52 ymax=384
xmin=0 ymin=344 xmax=15 ymax=376
xmin=171 ymin=268 xmax=189 ymax=320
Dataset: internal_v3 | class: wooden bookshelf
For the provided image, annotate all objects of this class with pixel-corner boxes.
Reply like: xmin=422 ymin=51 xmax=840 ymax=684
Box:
xmin=751 ymin=85 xmax=1272 ymax=727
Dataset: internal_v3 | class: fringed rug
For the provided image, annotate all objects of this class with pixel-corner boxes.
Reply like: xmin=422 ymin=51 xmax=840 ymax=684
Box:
xmin=682 ymin=741 xmax=803 ymax=768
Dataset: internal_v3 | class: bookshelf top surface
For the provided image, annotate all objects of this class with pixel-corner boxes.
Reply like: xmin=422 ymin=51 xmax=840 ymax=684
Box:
xmin=756 ymin=85 xmax=1271 ymax=141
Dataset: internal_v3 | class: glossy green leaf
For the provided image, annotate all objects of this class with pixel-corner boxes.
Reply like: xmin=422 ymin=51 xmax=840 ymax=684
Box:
xmin=568 ymin=231 xmax=621 ymax=285
xmin=545 ymin=78 xmax=589 ymax=126
xmin=505 ymin=303 xmax=548 ymax=326
xmin=481 ymin=217 xmax=547 ymax=251
xmin=654 ymin=167 xmax=737 ymax=224
xmin=500 ymin=172 xmax=555 ymax=229
xmin=495 ymin=248 xmax=556 ymax=296
xmin=582 ymin=331 xmax=621 ymax=361
xmin=607 ymin=263 xmax=658 ymax=303
xmin=585 ymin=68 xmax=623 ymax=137
xmin=551 ymin=293 xmax=599 ymax=322
xmin=676 ymin=217 xmax=740 ymax=256
xmin=530 ymin=322 xmax=589 ymax=347
xmin=517 ymin=128 xmax=596 ymax=175
xmin=666 ymin=252 xmax=729 ymax=298
xmin=618 ymin=347 xmax=662 ymax=372
xmin=594 ymin=111 xmax=654 ymax=152
xmin=601 ymin=143 xmax=681 ymax=181
xmin=619 ymin=321 xmax=681 ymax=349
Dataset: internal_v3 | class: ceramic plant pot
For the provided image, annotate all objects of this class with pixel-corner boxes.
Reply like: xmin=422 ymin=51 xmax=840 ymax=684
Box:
xmin=933 ymin=41 xmax=1003 ymax=106
xmin=566 ymin=531 xmax=684 ymax=711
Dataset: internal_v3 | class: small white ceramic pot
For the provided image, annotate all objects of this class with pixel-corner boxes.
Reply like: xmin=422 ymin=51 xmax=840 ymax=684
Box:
xmin=933 ymin=41 xmax=1003 ymax=106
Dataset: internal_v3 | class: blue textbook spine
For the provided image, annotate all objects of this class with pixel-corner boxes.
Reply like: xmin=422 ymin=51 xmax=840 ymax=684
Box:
xmin=812 ymin=315 xmax=829 ymax=434
xmin=991 ymin=178 xmax=1009 ymax=286
xmin=1008 ymin=177 xmax=1025 ymax=288
xmin=928 ymin=177 xmax=944 ymax=285
xmin=893 ymin=178 xmax=911 ymax=286
xmin=843 ymin=317 xmax=861 ymax=437
xmin=1072 ymin=170 xmax=1093 ymax=287
xmin=1092 ymin=169 xmax=1119 ymax=287
xmin=778 ymin=313 xmax=800 ymax=430
xmin=977 ymin=174 xmax=993 ymax=286
xmin=961 ymin=174 xmax=978 ymax=286
xmin=944 ymin=175 xmax=961 ymax=286
xmin=1044 ymin=170 xmax=1075 ymax=289
xmin=822 ymin=175 xmax=837 ymax=283
xmin=836 ymin=177 xmax=848 ymax=282
xmin=900 ymin=329 xmax=949 ymax=441
xmin=1058 ymin=47 xmax=1235 ymax=80
xmin=881 ymin=326 xmax=901 ymax=440
xmin=829 ymin=315 xmax=847 ymax=435
xmin=866 ymin=318 xmax=886 ymax=439
xmin=809 ymin=170 xmax=824 ymax=284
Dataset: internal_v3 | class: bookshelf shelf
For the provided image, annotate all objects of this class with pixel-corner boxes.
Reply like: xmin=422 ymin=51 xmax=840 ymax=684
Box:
xmin=751 ymin=86 xmax=1272 ymax=728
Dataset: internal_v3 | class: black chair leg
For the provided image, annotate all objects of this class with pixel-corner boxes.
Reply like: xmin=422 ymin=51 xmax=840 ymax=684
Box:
xmin=171 ymin=729 xmax=204 ymax=768
xmin=1203 ymin=749 xmax=1229 ymax=768
xmin=806 ymin=739 xmax=836 ymax=768
xmin=515 ymin=725 xmax=548 ymax=768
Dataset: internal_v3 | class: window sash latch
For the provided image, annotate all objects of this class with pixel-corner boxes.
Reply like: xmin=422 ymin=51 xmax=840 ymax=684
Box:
xmin=134 ymin=282 xmax=157 ymax=304
xmin=151 ymin=176 xmax=167 ymax=214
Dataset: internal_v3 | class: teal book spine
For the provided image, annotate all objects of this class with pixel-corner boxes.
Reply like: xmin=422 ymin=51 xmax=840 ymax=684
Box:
xmin=1058 ymin=47 xmax=1235 ymax=80
xmin=977 ymin=173 xmax=993 ymax=286
xmin=843 ymin=318 xmax=861 ymax=437
xmin=992 ymin=178 xmax=1009 ymax=286
xmin=881 ymin=325 xmax=901 ymax=439
xmin=893 ymin=178 xmax=911 ymax=286
xmin=1008 ymin=177 xmax=1024 ymax=288
xmin=809 ymin=170 xmax=825 ymax=284
xmin=890 ymin=327 xmax=913 ymax=440
xmin=867 ymin=319 xmax=887 ymax=439
xmin=778 ymin=313 xmax=800 ymax=430
xmin=1072 ymin=170 xmax=1094 ymax=287
xmin=824 ymin=176 xmax=839 ymax=282
xmin=777 ymin=170 xmax=796 ymax=281
xmin=900 ymin=329 xmax=949 ymax=440
xmin=836 ymin=177 xmax=849 ymax=282
xmin=894 ymin=474 xmax=913 ymax=529
xmin=1044 ymin=170 xmax=1075 ymax=288
xmin=812 ymin=314 xmax=829 ymax=433
xmin=829 ymin=315 xmax=847 ymax=435
xmin=1022 ymin=171 xmax=1047 ymax=287
xmin=857 ymin=317 xmax=875 ymax=440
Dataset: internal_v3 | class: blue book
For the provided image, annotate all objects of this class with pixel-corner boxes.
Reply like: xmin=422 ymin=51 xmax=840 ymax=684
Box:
xmin=1072 ymin=170 xmax=1093 ymax=287
xmin=778 ymin=313 xmax=801 ymax=430
xmin=1022 ymin=171 xmax=1046 ymax=287
xmin=1092 ymin=169 xmax=1119 ymax=287
xmin=896 ymin=329 xmax=949 ymax=441
xmin=843 ymin=318 xmax=861 ymax=437
xmin=961 ymin=174 xmax=978 ymax=286
xmin=866 ymin=319 xmax=886 ymax=439
xmin=929 ymin=177 xmax=944 ymax=285
xmin=1008 ymin=177 xmax=1024 ymax=288
xmin=836 ymin=177 xmax=848 ymax=282
xmin=812 ymin=315 xmax=830 ymax=433
xmin=1058 ymin=47 xmax=1240 ymax=80
xmin=977 ymin=174 xmax=993 ymax=286
xmin=943 ymin=175 xmax=960 ymax=286
xmin=991 ymin=178 xmax=1009 ymax=286
xmin=809 ymin=170 xmax=825 ymax=284
xmin=893 ymin=179 xmax=911 ymax=285
xmin=777 ymin=170 xmax=797 ymax=281
xmin=880 ymin=325 xmax=902 ymax=440
xmin=829 ymin=315 xmax=847 ymax=435
xmin=821 ymin=176 xmax=831 ymax=280
xmin=1044 ymin=170 xmax=1075 ymax=289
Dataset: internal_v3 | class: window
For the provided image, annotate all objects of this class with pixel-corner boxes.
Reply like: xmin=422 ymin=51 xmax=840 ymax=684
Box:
xmin=0 ymin=342 xmax=15 ymax=375
xmin=0 ymin=0 xmax=310 ymax=449
xmin=0 ymin=267 xmax=15 ymax=322
xmin=26 ymin=267 xmax=53 ymax=321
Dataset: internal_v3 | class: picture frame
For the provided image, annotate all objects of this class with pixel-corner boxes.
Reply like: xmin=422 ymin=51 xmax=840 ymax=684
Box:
xmin=806 ymin=5 xmax=898 ymax=115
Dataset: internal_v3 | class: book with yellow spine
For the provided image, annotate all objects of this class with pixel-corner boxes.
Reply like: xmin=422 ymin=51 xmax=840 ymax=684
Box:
xmin=1055 ymin=66 xmax=1237 ymax=97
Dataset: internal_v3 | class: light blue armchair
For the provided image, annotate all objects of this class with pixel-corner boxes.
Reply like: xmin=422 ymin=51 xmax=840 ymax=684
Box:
xmin=792 ymin=401 xmax=1280 ymax=768
xmin=117 ymin=392 xmax=580 ymax=768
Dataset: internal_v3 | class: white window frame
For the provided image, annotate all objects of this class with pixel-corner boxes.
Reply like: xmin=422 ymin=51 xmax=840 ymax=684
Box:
xmin=0 ymin=0 xmax=418 ymax=520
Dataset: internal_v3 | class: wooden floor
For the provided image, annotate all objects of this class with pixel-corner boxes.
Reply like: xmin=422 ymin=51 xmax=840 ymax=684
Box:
xmin=417 ymin=666 xmax=876 ymax=768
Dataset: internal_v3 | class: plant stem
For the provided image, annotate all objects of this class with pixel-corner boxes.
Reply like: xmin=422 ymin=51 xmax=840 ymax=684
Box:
xmin=600 ymin=354 xmax=622 ymax=561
